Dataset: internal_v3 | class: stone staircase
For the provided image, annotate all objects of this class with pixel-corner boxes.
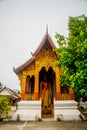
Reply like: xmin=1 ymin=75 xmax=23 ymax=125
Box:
xmin=42 ymin=114 xmax=54 ymax=121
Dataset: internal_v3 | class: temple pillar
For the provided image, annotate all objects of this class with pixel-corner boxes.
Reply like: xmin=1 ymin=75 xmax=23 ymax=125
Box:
xmin=21 ymin=72 xmax=26 ymax=100
xmin=69 ymin=88 xmax=74 ymax=100
xmin=55 ymin=67 xmax=61 ymax=100
xmin=34 ymin=67 xmax=39 ymax=100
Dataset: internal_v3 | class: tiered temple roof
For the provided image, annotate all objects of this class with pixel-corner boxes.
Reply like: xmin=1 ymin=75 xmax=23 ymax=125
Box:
xmin=0 ymin=86 xmax=20 ymax=99
xmin=14 ymin=33 xmax=56 ymax=74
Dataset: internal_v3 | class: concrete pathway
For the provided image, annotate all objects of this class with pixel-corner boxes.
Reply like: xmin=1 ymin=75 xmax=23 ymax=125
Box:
xmin=0 ymin=121 xmax=87 ymax=130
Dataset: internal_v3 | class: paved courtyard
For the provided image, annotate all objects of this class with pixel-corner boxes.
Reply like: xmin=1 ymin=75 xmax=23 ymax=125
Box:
xmin=0 ymin=121 xmax=87 ymax=130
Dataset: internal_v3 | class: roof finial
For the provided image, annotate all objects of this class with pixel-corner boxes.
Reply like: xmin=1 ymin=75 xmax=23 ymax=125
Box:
xmin=46 ymin=24 xmax=48 ymax=34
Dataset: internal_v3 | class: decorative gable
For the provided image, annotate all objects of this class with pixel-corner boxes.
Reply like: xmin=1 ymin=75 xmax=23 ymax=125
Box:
xmin=14 ymin=33 xmax=57 ymax=74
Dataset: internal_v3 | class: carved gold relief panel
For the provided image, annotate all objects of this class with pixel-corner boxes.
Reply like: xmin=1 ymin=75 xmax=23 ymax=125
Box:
xmin=36 ymin=47 xmax=57 ymax=61
xmin=35 ymin=47 xmax=58 ymax=71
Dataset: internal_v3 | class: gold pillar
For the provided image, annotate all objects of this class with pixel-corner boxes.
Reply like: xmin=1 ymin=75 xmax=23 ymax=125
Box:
xmin=34 ymin=67 xmax=39 ymax=100
xmin=55 ymin=67 xmax=61 ymax=100
xmin=21 ymin=72 xmax=26 ymax=100
xmin=69 ymin=88 xmax=74 ymax=100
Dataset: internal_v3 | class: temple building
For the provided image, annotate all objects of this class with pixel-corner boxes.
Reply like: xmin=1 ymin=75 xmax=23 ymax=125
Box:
xmin=0 ymin=86 xmax=20 ymax=106
xmin=13 ymin=30 xmax=81 ymax=121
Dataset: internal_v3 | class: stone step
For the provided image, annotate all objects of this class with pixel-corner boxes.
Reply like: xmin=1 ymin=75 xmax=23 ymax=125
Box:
xmin=42 ymin=118 xmax=54 ymax=121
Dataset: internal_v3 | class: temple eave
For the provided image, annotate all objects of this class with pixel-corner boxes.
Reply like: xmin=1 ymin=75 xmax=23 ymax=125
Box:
xmin=14 ymin=57 xmax=35 ymax=74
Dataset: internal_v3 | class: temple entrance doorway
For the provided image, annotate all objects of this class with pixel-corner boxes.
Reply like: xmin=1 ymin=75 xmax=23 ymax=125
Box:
xmin=39 ymin=67 xmax=56 ymax=117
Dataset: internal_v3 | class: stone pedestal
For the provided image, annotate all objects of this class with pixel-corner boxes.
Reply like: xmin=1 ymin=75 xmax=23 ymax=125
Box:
xmin=54 ymin=100 xmax=81 ymax=121
xmin=12 ymin=100 xmax=41 ymax=121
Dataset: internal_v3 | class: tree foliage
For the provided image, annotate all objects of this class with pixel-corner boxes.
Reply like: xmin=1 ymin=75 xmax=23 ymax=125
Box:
xmin=0 ymin=96 xmax=11 ymax=119
xmin=0 ymin=82 xmax=3 ymax=89
xmin=55 ymin=15 xmax=87 ymax=101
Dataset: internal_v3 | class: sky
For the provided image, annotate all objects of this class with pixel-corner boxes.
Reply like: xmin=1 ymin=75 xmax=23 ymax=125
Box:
xmin=0 ymin=0 xmax=87 ymax=90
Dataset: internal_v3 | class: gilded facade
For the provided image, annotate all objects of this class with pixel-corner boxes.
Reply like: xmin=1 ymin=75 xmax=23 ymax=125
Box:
xmin=14 ymin=32 xmax=74 ymax=115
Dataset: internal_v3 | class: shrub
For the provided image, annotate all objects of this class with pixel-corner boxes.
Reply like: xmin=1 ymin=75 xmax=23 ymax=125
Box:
xmin=0 ymin=96 xmax=11 ymax=120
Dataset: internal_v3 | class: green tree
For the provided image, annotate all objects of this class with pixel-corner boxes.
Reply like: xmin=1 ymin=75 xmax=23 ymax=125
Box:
xmin=0 ymin=96 xmax=11 ymax=120
xmin=55 ymin=15 xmax=87 ymax=101
xmin=0 ymin=82 xmax=3 ymax=89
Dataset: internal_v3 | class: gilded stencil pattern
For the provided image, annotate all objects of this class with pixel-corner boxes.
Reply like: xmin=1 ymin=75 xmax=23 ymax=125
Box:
xmin=35 ymin=47 xmax=57 ymax=70
xmin=37 ymin=47 xmax=56 ymax=60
